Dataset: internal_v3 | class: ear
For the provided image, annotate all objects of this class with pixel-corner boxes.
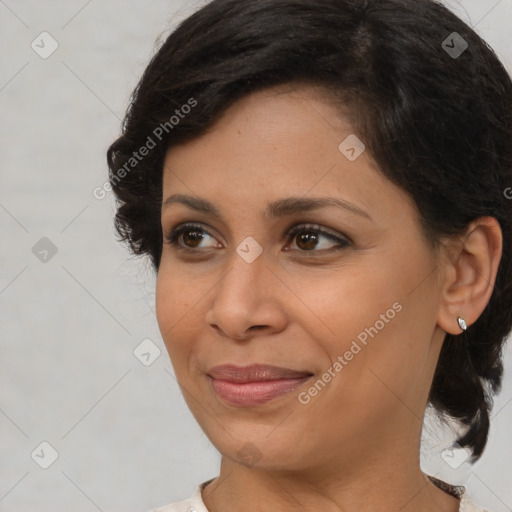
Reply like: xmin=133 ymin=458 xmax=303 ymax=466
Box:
xmin=437 ymin=216 xmax=502 ymax=335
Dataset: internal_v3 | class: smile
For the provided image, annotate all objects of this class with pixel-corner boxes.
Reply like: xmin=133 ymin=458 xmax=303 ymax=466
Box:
xmin=208 ymin=364 xmax=314 ymax=407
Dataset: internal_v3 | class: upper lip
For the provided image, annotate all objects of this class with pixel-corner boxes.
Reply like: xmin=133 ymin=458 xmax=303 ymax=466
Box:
xmin=208 ymin=364 xmax=313 ymax=382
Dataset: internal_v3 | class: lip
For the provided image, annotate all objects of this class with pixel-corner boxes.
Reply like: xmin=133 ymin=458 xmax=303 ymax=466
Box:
xmin=208 ymin=364 xmax=314 ymax=407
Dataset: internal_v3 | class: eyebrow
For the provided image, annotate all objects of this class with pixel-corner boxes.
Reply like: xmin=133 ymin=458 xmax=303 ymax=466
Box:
xmin=162 ymin=194 xmax=371 ymax=220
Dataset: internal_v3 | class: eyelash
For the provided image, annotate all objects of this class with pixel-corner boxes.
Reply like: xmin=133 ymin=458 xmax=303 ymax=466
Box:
xmin=164 ymin=222 xmax=350 ymax=255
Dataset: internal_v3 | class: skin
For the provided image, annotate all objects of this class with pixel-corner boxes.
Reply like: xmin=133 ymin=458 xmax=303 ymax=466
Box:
xmin=155 ymin=83 xmax=502 ymax=512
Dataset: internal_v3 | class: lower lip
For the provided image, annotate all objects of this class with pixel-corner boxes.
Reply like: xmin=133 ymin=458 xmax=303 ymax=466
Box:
xmin=209 ymin=376 xmax=312 ymax=407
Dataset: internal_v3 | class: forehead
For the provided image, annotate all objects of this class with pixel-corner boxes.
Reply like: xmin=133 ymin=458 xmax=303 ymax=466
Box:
xmin=162 ymin=85 xmax=415 ymax=224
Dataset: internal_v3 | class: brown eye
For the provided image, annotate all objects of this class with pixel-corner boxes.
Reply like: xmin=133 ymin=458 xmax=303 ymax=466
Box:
xmin=165 ymin=223 xmax=219 ymax=251
xmin=295 ymin=231 xmax=320 ymax=250
xmin=287 ymin=224 xmax=350 ymax=252
xmin=181 ymin=228 xmax=204 ymax=248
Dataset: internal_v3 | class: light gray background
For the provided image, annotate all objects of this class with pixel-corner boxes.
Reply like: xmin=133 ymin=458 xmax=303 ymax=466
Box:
xmin=1 ymin=1 xmax=511 ymax=511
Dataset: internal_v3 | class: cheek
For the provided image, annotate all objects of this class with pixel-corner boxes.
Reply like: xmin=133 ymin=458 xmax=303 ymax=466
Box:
xmin=155 ymin=265 xmax=200 ymax=363
xmin=304 ymin=250 xmax=435 ymax=382
xmin=303 ymin=264 xmax=403 ymax=344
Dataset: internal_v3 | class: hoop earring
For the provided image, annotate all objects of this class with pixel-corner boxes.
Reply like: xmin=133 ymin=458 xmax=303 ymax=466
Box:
xmin=457 ymin=317 xmax=467 ymax=332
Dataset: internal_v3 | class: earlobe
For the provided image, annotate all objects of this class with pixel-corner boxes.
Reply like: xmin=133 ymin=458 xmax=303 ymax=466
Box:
xmin=437 ymin=217 xmax=502 ymax=335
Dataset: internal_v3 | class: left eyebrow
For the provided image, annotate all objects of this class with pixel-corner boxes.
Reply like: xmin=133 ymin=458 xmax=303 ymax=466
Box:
xmin=263 ymin=196 xmax=372 ymax=221
xmin=161 ymin=194 xmax=372 ymax=221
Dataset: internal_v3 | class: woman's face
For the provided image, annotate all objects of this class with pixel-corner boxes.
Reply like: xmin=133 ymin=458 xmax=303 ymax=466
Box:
xmin=156 ymin=84 xmax=448 ymax=472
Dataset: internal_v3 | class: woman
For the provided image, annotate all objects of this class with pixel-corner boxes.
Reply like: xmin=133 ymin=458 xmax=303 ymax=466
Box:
xmin=107 ymin=0 xmax=512 ymax=510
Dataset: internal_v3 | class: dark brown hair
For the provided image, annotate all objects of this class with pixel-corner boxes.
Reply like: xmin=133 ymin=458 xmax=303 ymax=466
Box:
xmin=107 ymin=0 xmax=512 ymax=461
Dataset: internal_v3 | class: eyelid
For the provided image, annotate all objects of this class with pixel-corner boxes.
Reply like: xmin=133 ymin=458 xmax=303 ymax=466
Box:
xmin=165 ymin=222 xmax=219 ymax=248
xmin=286 ymin=223 xmax=351 ymax=245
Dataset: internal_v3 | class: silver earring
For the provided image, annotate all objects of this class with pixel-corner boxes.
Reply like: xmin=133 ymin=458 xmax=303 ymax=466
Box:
xmin=457 ymin=317 xmax=467 ymax=332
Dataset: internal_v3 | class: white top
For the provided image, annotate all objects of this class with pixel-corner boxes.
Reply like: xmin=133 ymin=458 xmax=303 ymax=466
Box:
xmin=148 ymin=476 xmax=491 ymax=512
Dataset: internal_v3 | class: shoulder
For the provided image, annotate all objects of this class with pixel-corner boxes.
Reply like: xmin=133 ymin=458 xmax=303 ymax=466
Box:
xmin=147 ymin=476 xmax=492 ymax=512
xmin=147 ymin=479 xmax=215 ymax=512
xmin=459 ymin=492 xmax=493 ymax=512
xmin=427 ymin=474 xmax=492 ymax=512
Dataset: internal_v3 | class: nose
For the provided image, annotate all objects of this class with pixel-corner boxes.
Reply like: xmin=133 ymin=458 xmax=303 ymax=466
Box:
xmin=204 ymin=248 xmax=288 ymax=341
